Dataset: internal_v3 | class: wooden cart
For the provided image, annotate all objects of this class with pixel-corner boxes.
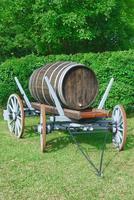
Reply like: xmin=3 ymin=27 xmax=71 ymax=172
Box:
xmin=3 ymin=77 xmax=127 ymax=176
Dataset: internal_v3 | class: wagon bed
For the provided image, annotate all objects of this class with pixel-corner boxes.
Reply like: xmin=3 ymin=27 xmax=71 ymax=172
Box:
xmin=31 ymin=102 xmax=110 ymax=120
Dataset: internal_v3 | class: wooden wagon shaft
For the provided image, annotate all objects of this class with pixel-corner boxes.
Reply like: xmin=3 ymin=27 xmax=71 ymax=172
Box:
xmin=31 ymin=102 xmax=110 ymax=120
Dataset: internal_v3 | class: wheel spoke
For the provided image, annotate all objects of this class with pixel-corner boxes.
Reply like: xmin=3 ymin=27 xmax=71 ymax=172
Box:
xmin=113 ymin=108 xmax=117 ymax=116
xmin=17 ymin=110 xmax=21 ymax=117
xmin=17 ymin=118 xmax=22 ymax=130
xmin=17 ymin=116 xmax=21 ymax=121
xmin=9 ymin=120 xmax=14 ymax=125
xmin=11 ymin=121 xmax=15 ymax=133
xmin=117 ymin=111 xmax=122 ymax=123
xmin=118 ymin=120 xmax=123 ymax=127
xmin=118 ymin=127 xmax=123 ymax=132
xmin=15 ymin=124 xmax=18 ymax=135
xmin=8 ymin=104 xmax=14 ymax=112
xmin=16 ymin=120 xmax=20 ymax=135
xmin=115 ymin=109 xmax=119 ymax=122
xmin=13 ymin=96 xmax=17 ymax=109
xmin=115 ymin=134 xmax=121 ymax=144
xmin=14 ymin=96 xmax=19 ymax=113
xmin=11 ymin=98 xmax=15 ymax=110
xmin=117 ymin=131 xmax=123 ymax=141
xmin=15 ymin=99 xmax=19 ymax=112
xmin=113 ymin=115 xmax=116 ymax=123
xmin=116 ymin=109 xmax=119 ymax=121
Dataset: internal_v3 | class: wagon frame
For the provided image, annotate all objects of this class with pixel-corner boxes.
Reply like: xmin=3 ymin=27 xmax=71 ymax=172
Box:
xmin=3 ymin=76 xmax=127 ymax=176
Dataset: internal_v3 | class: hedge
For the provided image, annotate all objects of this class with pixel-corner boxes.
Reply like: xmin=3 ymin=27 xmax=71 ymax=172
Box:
xmin=0 ymin=50 xmax=134 ymax=112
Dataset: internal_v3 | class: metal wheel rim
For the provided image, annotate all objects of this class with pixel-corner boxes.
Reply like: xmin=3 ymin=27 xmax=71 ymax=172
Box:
xmin=7 ymin=94 xmax=24 ymax=138
xmin=112 ymin=105 xmax=127 ymax=151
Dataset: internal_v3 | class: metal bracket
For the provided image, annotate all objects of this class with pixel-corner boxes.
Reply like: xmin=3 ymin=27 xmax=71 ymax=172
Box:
xmin=44 ymin=76 xmax=65 ymax=115
xmin=50 ymin=116 xmax=71 ymax=122
xmin=14 ymin=77 xmax=34 ymax=111
xmin=45 ymin=76 xmax=71 ymax=121
xmin=98 ymin=78 xmax=114 ymax=109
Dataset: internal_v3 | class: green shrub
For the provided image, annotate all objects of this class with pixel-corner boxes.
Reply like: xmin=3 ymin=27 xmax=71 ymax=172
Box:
xmin=0 ymin=50 xmax=134 ymax=112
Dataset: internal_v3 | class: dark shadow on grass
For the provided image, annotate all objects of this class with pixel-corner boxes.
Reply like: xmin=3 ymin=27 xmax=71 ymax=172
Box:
xmin=46 ymin=134 xmax=72 ymax=153
xmin=45 ymin=129 xmax=134 ymax=153
xmin=23 ymin=126 xmax=39 ymax=139
xmin=20 ymin=125 xmax=122 ymax=175
xmin=46 ymin=131 xmax=120 ymax=175
xmin=45 ymin=131 xmax=112 ymax=153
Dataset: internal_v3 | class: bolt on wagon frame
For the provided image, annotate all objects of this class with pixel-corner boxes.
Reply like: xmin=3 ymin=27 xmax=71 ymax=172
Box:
xmin=3 ymin=77 xmax=127 ymax=176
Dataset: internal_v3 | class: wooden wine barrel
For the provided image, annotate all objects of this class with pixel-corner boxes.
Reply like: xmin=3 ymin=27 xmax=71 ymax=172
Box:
xmin=29 ymin=61 xmax=98 ymax=110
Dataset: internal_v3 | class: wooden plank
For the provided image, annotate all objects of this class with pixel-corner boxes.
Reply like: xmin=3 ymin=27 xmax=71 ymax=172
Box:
xmin=32 ymin=102 xmax=81 ymax=119
xmin=31 ymin=102 xmax=110 ymax=120
xmin=80 ymin=109 xmax=110 ymax=119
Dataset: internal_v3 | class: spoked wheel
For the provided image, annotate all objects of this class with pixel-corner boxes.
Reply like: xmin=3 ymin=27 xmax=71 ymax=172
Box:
xmin=7 ymin=94 xmax=25 ymax=138
xmin=112 ymin=105 xmax=127 ymax=151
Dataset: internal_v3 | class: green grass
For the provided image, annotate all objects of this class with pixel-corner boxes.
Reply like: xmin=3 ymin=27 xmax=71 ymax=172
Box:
xmin=0 ymin=111 xmax=134 ymax=200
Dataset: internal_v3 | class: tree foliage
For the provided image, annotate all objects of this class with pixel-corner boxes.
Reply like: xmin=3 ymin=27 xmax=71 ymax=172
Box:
xmin=0 ymin=0 xmax=134 ymax=61
xmin=0 ymin=50 xmax=134 ymax=111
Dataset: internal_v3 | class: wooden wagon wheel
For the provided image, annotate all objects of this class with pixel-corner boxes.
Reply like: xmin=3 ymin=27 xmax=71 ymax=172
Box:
xmin=40 ymin=104 xmax=46 ymax=152
xmin=112 ymin=105 xmax=127 ymax=151
xmin=7 ymin=94 xmax=25 ymax=138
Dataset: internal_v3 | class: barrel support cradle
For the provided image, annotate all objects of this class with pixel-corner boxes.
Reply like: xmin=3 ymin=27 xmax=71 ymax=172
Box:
xmin=44 ymin=76 xmax=71 ymax=122
xmin=14 ymin=77 xmax=34 ymax=111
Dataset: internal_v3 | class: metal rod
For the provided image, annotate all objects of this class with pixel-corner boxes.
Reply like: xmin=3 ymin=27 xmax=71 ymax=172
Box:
xmin=44 ymin=76 xmax=65 ymax=116
xmin=14 ymin=77 xmax=34 ymax=111
xmin=68 ymin=128 xmax=99 ymax=174
xmin=68 ymin=127 xmax=109 ymax=177
xmin=98 ymin=131 xmax=108 ymax=176
xmin=98 ymin=78 xmax=114 ymax=109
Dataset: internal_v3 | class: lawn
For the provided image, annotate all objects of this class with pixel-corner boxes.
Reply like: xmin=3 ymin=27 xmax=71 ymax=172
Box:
xmin=0 ymin=110 xmax=134 ymax=200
